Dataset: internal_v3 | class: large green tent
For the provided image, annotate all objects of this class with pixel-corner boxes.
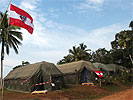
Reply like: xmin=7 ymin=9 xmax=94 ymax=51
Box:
xmin=5 ymin=61 xmax=65 ymax=92
xmin=106 ymin=64 xmax=127 ymax=75
xmin=93 ymin=63 xmax=127 ymax=76
xmin=93 ymin=63 xmax=112 ymax=75
xmin=57 ymin=60 xmax=98 ymax=84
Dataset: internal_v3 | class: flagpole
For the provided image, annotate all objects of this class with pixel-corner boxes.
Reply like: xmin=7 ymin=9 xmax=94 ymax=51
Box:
xmin=0 ymin=0 xmax=12 ymax=25
xmin=0 ymin=0 xmax=12 ymax=99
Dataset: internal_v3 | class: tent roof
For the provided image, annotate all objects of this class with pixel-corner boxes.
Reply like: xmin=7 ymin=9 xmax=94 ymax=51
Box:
xmin=5 ymin=61 xmax=63 ymax=80
xmin=93 ymin=63 xmax=127 ymax=72
xmin=106 ymin=64 xmax=127 ymax=72
xmin=93 ymin=63 xmax=113 ymax=71
xmin=57 ymin=60 xmax=98 ymax=74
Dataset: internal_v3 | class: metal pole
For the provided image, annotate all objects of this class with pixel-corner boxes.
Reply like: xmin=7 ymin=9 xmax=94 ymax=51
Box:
xmin=99 ymin=79 xmax=101 ymax=87
xmin=0 ymin=0 xmax=12 ymax=25
xmin=1 ymin=38 xmax=4 ymax=99
xmin=0 ymin=0 xmax=12 ymax=99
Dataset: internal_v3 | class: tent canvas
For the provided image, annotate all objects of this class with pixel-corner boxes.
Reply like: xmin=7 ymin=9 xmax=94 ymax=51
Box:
xmin=57 ymin=60 xmax=98 ymax=84
xmin=93 ymin=63 xmax=127 ymax=76
xmin=93 ymin=63 xmax=111 ymax=75
xmin=5 ymin=61 xmax=65 ymax=92
xmin=106 ymin=64 xmax=127 ymax=75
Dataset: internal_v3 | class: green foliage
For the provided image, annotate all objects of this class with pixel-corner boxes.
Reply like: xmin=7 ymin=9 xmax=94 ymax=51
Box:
xmin=129 ymin=21 xmax=133 ymax=30
xmin=101 ymin=83 xmax=123 ymax=93
xmin=100 ymin=76 xmax=114 ymax=85
xmin=115 ymin=71 xmax=133 ymax=84
xmin=0 ymin=12 xmax=23 ymax=57
xmin=13 ymin=61 xmax=30 ymax=70
xmin=57 ymin=43 xmax=91 ymax=65
xmin=57 ymin=54 xmax=74 ymax=65
xmin=110 ymin=24 xmax=133 ymax=68
xmin=91 ymin=48 xmax=111 ymax=64
xmin=111 ymin=30 xmax=132 ymax=49
xmin=57 ymin=21 xmax=132 ymax=69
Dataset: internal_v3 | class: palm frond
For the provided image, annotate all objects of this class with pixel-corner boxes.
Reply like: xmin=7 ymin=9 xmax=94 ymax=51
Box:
xmin=9 ymin=31 xmax=23 ymax=41
xmin=0 ymin=12 xmax=23 ymax=56
xmin=8 ymin=25 xmax=21 ymax=30
xmin=11 ymin=40 xmax=18 ymax=54
xmin=9 ymin=35 xmax=22 ymax=47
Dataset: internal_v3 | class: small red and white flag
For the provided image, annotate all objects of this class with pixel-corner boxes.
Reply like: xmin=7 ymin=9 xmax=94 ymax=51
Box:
xmin=9 ymin=4 xmax=34 ymax=34
xmin=94 ymin=70 xmax=103 ymax=78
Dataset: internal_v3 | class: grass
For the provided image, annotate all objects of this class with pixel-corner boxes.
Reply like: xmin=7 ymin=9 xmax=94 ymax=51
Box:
xmin=102 ymin=83 xmax=123 ymax=92
xmin=0 ymin=82 xmax=132 ymax=100
xmin=57 ymin=83 xmax=125 ymax=100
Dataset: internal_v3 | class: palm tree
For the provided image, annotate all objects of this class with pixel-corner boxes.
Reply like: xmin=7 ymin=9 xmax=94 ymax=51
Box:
xmin=79 ymin=43 xmax=91 ymax=60
xmin=63 ymin=54 xmax=73 ymax=63
xmin=111 ymin=22 xmax=133 ymax=66
xmin=111 ymin=31 xmax=132 ymax=49
xmin=69 ymin=46 xmax=80 ymax=61
xmin=129 ymin=21 xmax=133 ymax=31
xmin=69 ymin=43 xmax=91 ymax=61
xmin=92 ymin=48 xmax=111 ymax=64
xmin=0 ymin=12 xmax=23 ymax=96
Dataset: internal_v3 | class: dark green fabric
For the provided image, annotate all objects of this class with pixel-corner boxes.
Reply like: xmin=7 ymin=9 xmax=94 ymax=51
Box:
xmin=57 ymin=60 xmax=98 ymax=84
xmin=93 ymin=63 xmax=112 ymax=71
xmin=93 ymin=63 xmax=127 ymax=72
xmin=106 ymin=64 xmax=127 ymax=72
xmin=5 ymin=61 xmax=62 ymax=79
xmin=57 ymin=60 xmax=98 ymax=74
xmin=5 ymin=61 xmax=64 ymax=92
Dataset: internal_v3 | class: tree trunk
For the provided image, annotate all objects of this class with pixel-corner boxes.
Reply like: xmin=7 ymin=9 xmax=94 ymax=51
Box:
xmin=1 ymin=38 xmax=4 ymax=99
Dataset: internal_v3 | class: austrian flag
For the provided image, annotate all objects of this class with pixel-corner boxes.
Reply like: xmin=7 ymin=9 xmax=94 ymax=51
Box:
xmin=94 ymin=70 xmax=103 ymax=78
xmin=9 ymin=4 xmax=34 ymax=34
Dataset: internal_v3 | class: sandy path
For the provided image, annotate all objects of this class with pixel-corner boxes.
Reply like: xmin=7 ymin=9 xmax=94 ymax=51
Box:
xmin=98 ymin=89 xmax=133 ymax=100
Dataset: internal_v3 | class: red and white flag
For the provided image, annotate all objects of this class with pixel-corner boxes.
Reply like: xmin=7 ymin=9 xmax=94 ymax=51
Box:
xmin=9 ymin=4 xmax=34 ymax=34
xmin=94 ymin=70 xmax=103 ymax=78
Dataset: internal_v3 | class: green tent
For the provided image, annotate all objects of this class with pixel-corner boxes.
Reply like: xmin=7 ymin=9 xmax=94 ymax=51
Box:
xmin=93 ymin=63 xmax=127 ymax=76
xmin=5 ymin=61 xmax=65 ymax=92
xmin=106 ymin=64 xmax=127 ymax=75
xmin=57 ymin=60 xmax=98 ymax=84
xmin=93 ymin=63 xmax=112 ymax=75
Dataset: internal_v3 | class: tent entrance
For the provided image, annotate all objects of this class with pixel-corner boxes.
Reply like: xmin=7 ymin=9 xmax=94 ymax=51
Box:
xmin=36 ymin=76 xmax=45 ymax=91
xmin=32 ymin=72 xmax=45 ymax=91
xmin=80 ymin=67 xmax=91 ymax=83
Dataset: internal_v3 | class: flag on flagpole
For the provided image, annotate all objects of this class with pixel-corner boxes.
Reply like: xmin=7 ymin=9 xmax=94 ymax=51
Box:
xmin=9 ymin=4 xmax=34 ymax=34
xmin=94 ymin=70 xmax=103 ymax=78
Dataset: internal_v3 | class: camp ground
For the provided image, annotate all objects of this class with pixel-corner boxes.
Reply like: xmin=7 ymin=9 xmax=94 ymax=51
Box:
xmin=0 ymin=0 xmax=132 ymax=99
xmin=57 ymin=60 xmax=99 ymax=84
xmin=4 ymin=61 xmax=65 ymax=92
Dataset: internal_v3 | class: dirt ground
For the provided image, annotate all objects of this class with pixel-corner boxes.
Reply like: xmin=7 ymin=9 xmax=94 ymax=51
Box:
xmin=98 ymin=89 xmax=133 ymax=100
xmin=0 ymin=84 xmax=132 ymax=100
xmin=0 ymin=85 xmax=108 ymax=100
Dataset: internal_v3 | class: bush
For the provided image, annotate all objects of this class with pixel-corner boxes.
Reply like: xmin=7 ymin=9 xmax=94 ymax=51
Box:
xmin=115 ymin=71 xmax=133 ymax=85
xmin=100 ymin=76 xmax=114 ymax=85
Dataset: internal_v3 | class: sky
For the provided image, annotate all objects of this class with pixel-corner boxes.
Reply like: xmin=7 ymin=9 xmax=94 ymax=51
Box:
xmin=0 ymin=0 xmax=132 ymax=77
